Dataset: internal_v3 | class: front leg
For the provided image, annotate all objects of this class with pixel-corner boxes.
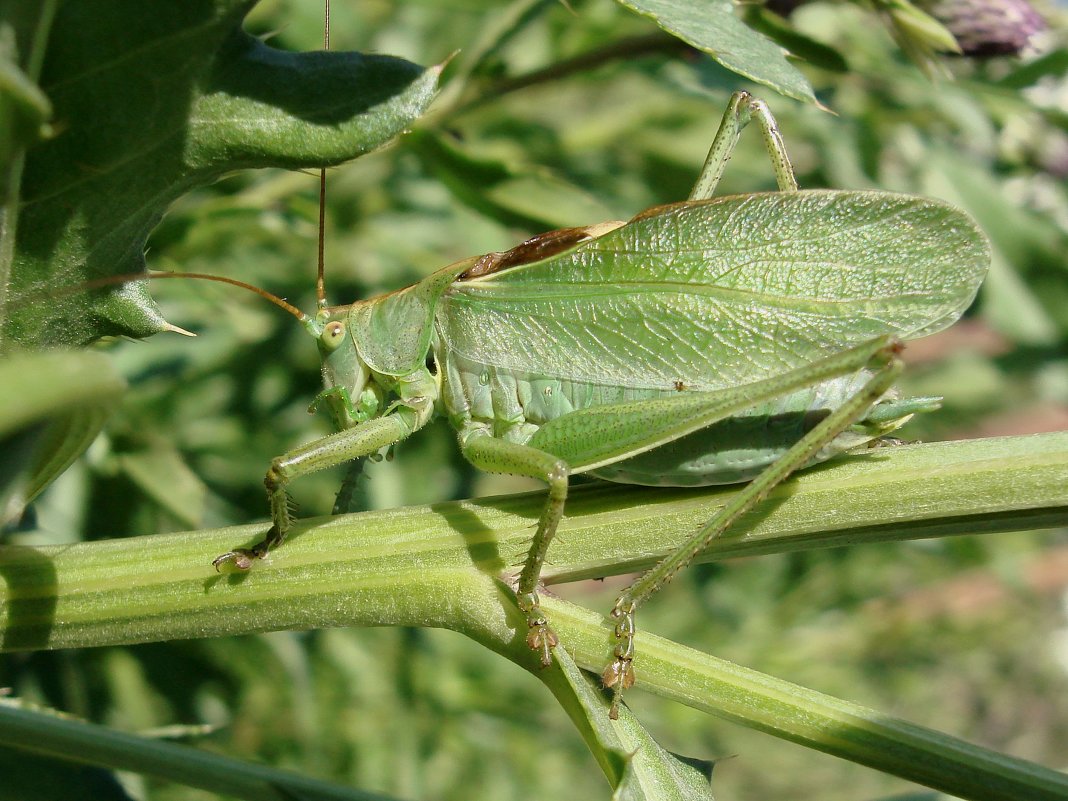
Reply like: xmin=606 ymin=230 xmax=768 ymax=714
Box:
xmin=213 ymin=410 xmax=420 ymax=571
xmin=460 ymin=429 xmax=570 ymax=666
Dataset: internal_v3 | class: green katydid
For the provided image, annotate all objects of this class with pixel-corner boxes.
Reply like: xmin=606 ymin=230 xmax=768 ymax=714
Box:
xmin=99 ymin=91 xmax=992 ymax=718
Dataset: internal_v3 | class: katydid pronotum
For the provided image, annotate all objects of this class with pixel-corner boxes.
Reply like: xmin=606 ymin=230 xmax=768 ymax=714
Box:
xmin=97 ymin=92 xmax=991 ymax=719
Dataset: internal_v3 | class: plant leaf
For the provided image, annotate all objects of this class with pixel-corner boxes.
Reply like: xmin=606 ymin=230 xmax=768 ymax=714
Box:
xmin=543 ymin=647 xmax=715 ymax=800
xmin=613 ymin=0 xmax=815 ymax=103
xmin=407 ymin=128 xmax=615 ymax=230
xmin=1 ymin=0 xmax=439 ymax=351
xmin=0 ymin=11 xmax=53 ymax=195
xmin=0 ymin=700 xmax=405 ymax=801
xmin=0 ymin=349 xmax=124 ymax=525
xmin=0 ymin=746 xmax=135 ymax=801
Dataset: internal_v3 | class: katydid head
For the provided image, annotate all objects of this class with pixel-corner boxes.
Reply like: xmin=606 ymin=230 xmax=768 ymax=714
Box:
xmin=308 ymin=306 xmax=385 ymax=428
xmin=51 ymin=268 xmax=386 ymax=428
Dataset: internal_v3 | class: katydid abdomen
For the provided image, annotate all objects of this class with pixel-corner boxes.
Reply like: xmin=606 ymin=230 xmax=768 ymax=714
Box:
xmin=587 ymin=381 xmax=939 ymax=486
xmin=440 ymin=349 xmax=933 ymax=486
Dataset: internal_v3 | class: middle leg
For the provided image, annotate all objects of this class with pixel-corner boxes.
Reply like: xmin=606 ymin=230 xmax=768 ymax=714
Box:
xmin=461 ymin=430 xmax=571 ymax=666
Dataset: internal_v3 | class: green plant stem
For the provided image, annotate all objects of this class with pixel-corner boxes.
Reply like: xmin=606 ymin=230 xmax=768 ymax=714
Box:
xmin=544 ymin=603 xmax=1068 ymax=801
xmin=2 ymin=434 xmax=1067 ymax=799
xmin=0 ymin=702 xmax=403 ymax=801
xmin=450 ymin=32 xmax=688 ymax=116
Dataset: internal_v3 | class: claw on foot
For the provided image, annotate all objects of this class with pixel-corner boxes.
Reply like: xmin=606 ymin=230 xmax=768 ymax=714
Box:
xmin=518 ymin=590 xmax=559 ymax=666
xmin=603 ymin=597 xmax=637 ymax=719
xmin=527 ymin=623 xmax=559 ymax=667
xmin=602 ymin=655 xmax=635 ymax=720
xmin=212 ymin=534 xmax=274 ymax=572
xmin=212 ymin=527 xmax=280 ymax=572
xmin=212 ymin=549 xmax=259 ymax=572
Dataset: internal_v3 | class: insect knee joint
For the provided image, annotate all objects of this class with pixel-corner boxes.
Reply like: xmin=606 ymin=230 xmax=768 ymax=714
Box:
xmin=612 ymin=595 xmax=636 ymax=617
xmin=265 ymin=461 xmax=290 ymax=492
xmin=516 ymin=591 xmax=539 ymax=614
xmin=547 ymin=460 xmax=569 ymax=496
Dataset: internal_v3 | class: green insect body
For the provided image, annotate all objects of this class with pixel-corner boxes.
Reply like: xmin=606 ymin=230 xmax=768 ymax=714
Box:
xmin=213 ymin=93 xmax=989 ymax=719
xmin=318 ymin=190 xmax=969 ymax=484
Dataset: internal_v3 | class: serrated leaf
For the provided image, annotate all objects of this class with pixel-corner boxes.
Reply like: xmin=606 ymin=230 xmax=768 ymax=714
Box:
xmin=1 ymin=0 xmax=439 ymax=352
xmin=614 ymin=0 xmax=815 ymax=103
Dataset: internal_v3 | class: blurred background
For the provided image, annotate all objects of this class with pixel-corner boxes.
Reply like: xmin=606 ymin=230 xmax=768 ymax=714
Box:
xmin=4 ymin=0 xmax=1068 ymax=798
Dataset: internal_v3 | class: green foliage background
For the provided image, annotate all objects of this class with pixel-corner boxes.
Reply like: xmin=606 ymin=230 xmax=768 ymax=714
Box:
xmin=3 ymin=1 xmax=1068 ymax=800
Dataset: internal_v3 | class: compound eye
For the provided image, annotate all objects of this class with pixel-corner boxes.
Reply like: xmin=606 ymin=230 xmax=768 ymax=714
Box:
xmin=321 ymin=320 xmax=346 ymax=351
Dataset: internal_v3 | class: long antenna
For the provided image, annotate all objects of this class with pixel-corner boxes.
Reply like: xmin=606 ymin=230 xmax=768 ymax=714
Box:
xmin=149 ymin=272 xmax=310 ymax=321
xmin=64 ymin=271 xmax=310 ymax=323
xmin=315 ymin=0 xmax=331 ymax=310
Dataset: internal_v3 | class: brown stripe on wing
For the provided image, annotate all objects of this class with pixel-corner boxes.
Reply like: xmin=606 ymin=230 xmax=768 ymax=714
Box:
xmin=460 ymin=221 xmax=625 ymax=280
